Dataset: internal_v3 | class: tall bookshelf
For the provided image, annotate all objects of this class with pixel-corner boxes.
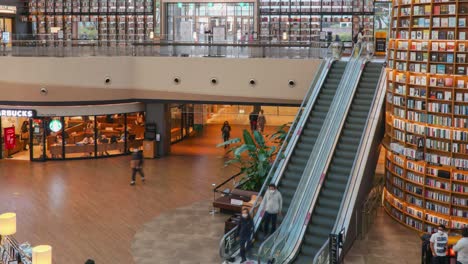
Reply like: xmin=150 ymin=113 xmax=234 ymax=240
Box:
xmin=385 ymin=0 xmax=468 ymax=232
xmin=27 ymin=0 xmax=154 ymax=45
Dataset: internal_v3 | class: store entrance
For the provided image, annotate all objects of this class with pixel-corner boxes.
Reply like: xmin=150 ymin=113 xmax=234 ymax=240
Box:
xmin=0 ymin=116 xmax=31 ymax=160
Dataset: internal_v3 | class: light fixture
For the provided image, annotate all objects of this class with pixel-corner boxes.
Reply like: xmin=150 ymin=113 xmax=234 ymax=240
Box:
xmin=0 ymin=212 xmax=16 ymax=236
xmin=32 ymin=245 xmax=52 ymax=264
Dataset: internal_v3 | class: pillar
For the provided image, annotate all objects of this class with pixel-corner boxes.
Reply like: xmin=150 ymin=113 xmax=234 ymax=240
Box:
xmin=145 ymin=103 xmax=171 ymax=156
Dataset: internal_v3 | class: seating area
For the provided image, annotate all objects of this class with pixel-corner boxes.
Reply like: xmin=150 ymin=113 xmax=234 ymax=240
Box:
xmin=45 ymin=114 xmax=145 ymax=159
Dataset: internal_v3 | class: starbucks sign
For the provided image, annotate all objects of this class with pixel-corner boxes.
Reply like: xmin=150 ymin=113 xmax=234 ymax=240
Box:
xmin=49 ymin=119 xmax=62 ymax=133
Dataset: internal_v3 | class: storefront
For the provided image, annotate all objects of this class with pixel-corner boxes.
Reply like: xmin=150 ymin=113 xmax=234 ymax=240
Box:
xmin=164 ymin=1 xmax=255 ymax=42
xmin=0 ymin=5 xmax=17 ymax=40
xmin=0 ymin=104 xmax=146 ymax=161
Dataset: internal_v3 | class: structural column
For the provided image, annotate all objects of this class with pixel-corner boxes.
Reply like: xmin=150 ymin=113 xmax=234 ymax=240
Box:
xmin=145 ymin=103 xmax=171 ymax=156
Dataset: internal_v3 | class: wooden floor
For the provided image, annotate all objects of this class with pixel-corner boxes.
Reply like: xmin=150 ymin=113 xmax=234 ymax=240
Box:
xmin=0 ymin=124 xmax=258 ymax=264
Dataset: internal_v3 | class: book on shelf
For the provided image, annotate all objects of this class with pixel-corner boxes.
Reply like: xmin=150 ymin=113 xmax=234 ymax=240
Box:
xmin=439 ymin=42 xmax=446 ymax=51
xmin=437 ymin=64 xmax=446 ymax=74
xmin=460 ymin=18 xmax=467 ymax=28
xmin=447 ymin=54 xmax=454 ymax=63
xmin=458 ymin=67 xmax=467 ymax=75
xmin=447 ymin=42 xmax=455 ymax=51
xmin=461 ymin=32 xmax=467 ymax=41
xmin=460 ymin=43 xmax=467 ymax=52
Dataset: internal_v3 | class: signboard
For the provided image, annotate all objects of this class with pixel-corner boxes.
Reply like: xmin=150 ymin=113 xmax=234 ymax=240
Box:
xmin=2 ymin=32 xmax=10 ymax=44
xmin=3 ymin=127 xmax=16 ymax=150
xmin=213 ymin=26 xmax=226 ymax=42
xmin=0 ymin=5 xmax=16 ymax=14
xmin=179 ymin=21 xmax=193 ymax=41
xmin=0 ymin=109 xmax=36 ymax=118
xmin=49 ymin=120 xmax=63 ymax=133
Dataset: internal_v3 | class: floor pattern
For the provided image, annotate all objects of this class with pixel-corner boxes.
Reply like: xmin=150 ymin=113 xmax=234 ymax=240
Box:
xmin=131 ymin=200 xmax=226 ymax=264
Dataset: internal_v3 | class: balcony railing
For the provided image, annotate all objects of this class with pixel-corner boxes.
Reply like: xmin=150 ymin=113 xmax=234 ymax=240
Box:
xmin=0 ymin=34 xmax=334 ymax=59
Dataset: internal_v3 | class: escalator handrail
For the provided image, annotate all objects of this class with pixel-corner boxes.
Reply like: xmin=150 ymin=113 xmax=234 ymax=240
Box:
xmin=218 ymin=47 xmax=334 ymax=260
xmin=277 ymin=46 xmax=369 ymax=264
xmin=257 ymin=43 xmax=366 ymax=262
xmin=311 ymin=62 xmax=388 ymax=264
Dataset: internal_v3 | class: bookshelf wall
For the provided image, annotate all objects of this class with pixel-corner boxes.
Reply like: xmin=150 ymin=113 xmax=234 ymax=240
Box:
xmin=259 ymin=0 xmax=374 ymax=41
xmin=27 ymin=0 xmax=154 ymax=44
xmin=385 ymin=0 xmax=468 ymax=231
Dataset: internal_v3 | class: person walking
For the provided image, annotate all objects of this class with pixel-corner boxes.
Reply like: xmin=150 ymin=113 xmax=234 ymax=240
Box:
xmin=236 ymin=208 xmax=254 ymax=263
xmin=257 ymin=109 xmax=266 ymax=133
xmin=249 ymin=110 xmax=258 ymax=132
xmin=454 ymin=227 xmax=468 ymax=264
xmin=221 ymin=121 xmax=231 ymax=148
xmin=430 ymin=224 xmax=448 ymax=264
xmin=261 ymin=184 xmax=283 ymax=235
xmin=130 ymin=148 xmax=145 ymax=186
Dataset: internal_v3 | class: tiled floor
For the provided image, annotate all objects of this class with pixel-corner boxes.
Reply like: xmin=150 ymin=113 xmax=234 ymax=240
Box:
xmin=344 ymin=208 xmax=421 ymax=264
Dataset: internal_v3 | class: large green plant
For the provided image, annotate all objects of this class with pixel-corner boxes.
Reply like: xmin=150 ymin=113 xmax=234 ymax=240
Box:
xmin=217 ymin=129 xmax=276 ymax=191
xmin=217 ymin=125 xmax=289 ymax=191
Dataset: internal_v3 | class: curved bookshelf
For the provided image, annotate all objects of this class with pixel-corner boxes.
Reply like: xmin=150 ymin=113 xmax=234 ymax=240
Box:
xmin=385 ymin=0 xmax=468 ymax=232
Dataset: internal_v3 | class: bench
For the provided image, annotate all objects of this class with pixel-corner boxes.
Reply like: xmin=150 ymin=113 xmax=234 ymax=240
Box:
xmin=213 ymin=189 xmax=259 ymax=214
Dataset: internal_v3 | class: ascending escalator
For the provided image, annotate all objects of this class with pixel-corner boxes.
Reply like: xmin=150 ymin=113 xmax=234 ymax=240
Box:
xmin=250 ymin=61 xmax=348 ymax=256
xmin=291 ymin=62 xmax=384 ymax=263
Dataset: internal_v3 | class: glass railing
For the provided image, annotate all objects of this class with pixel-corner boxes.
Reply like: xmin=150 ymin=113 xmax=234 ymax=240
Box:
xmin=312 ymin=63 xmax=387 ymax=264
xmin=257 ymin=43 xmax=369 ymax=263
xmin=0 ymin=34 xmax=336 ymax=59
xmin=218 ymin=44 xmax=335 ymax=261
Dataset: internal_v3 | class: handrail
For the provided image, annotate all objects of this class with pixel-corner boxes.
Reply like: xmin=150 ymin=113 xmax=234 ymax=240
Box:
xmin=259 ymin=42 xmax=368 ymax=263
xmin=312 ymin=57 xmax=387 ymax=264
xmin=213 ymin=171 xmax=244 ymax=195
xmin=218 ymin=43 xmax=335 ymax=261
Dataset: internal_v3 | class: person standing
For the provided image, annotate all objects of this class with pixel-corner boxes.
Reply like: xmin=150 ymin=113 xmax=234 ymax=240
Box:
xmin=221 ymin=121 xmax=231 ymax=148
xmin=430 ymin=225 xmax=448 ymax=264
xmin=236 ymin=208 xmax=254 ymax=263
xmin=130 ymin=148 xmax=145 ymax=186
xmin=261 ymin=184 xmax=283 ymax=235
xmin=249 ymin=110 xmax=258 ymax=132
xmin=454 ymin=227 xmax=468 ymax=264
xmin=257 ymin=109 xmax=267 ymax=133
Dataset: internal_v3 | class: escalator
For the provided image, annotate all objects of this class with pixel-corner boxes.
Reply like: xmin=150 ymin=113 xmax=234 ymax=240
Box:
xmin=291 ymin=62 xmax=384 ymax=263
xmin=250 ymin=61 xmax=348 ymax=256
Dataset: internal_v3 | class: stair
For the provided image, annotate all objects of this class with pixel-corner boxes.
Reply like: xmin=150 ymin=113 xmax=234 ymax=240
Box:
xmin=292 ymin=62 xmax=383 ymax=264
xmin=251 ymin=61 xmax=348 ymax=257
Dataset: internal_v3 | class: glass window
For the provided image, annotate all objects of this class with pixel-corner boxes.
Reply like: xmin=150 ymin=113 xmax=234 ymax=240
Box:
xmin=96 ymin=114 xmax=126 ymax=157
xmin=63 ymin=116 xmax=96 ymax=159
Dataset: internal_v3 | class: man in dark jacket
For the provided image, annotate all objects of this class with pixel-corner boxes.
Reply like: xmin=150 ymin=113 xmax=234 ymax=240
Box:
xmin=130 ymin=149 xmax=145 ymax=186
xmin=236 ymin=208 xmax=254 ymax=263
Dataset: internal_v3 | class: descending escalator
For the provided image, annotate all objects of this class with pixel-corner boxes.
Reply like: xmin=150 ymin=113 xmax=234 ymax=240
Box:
xmin=250 ymin=61 xmax=348 ymax=256
xmin=292 ymin=62 xmax=384 ymax=263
